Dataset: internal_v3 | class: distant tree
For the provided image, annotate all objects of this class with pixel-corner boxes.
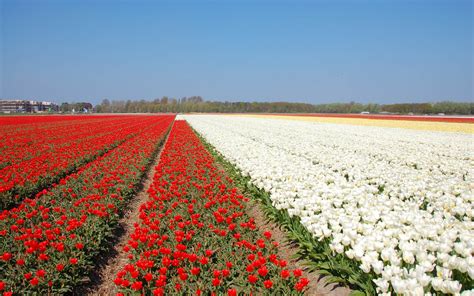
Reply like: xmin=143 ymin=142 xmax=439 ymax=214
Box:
xmin=90 ymin=97 xmax=472 ymax=115
xmin=60 ymin=103 xmax=71 ymax=112
xmin=125 ymin=100 xmax=132 ymax=112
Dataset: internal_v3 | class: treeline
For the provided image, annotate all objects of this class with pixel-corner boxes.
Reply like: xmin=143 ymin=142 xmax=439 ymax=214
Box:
xmin=93 ymin=97 xmax=473 ymax=115
xmin=60 ymin=102 xmax=93 ymax=112
xmin=94 ymin=96 xmax=319 ymax=113
xmin=381 ymin=102 xmax=473 ymax=115
xmin=312 ymin=102 xmax=473 ymax=114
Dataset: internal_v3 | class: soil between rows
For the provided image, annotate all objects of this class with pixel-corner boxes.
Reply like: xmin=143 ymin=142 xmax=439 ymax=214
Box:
xmin=83 ymin=124 xmax=174 ymax=296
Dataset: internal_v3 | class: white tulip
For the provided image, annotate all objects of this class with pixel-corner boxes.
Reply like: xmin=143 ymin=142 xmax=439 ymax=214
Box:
xmin=373 ymin=278 xmax=390 ymax=293
xmin=392 ymin=278 xmax=408 ymax=294
xmin=372 ymin=260 xmax=384 ymax=275
xmin=403 ymin=251 xmax=415 ymax=264
xmin=360 ymin=260 xmax=372 ymax=273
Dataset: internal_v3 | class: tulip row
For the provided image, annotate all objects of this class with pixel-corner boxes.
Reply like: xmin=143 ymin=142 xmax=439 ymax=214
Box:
xmin=0 ymin=115 xmax=165 ymax=209
xmin=0 ymin=115 xmax=174 ymax=295
xmin=0 ymin=115 xmax=130 ymax=168
xmin=114 ymin=121 xmax=309 ymax=295
xmin=183 ymin=115 xmax=473 ymax=295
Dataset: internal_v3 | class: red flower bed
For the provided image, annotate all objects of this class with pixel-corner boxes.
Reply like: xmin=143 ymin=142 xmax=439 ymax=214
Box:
xmin=114 ymin=121 xmax=309 ymax=295
xmin=0 ymin=115 xmax=174 ymax=295
xmin=0 ymin=115 xmax=168 ymax=209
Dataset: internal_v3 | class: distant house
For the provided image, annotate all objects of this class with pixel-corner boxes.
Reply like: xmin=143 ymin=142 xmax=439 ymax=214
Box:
xmin=0 ymin=100 xmax=28 ymax=113
xmin=0 ymin=100 xmax=59 ymax=113
xmin=360 ymin=111 xmax=370 ymax=114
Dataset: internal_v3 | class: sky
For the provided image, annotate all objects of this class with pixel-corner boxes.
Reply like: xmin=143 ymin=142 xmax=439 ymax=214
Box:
xmin=0 ymin=0 xmax=472 ymax=105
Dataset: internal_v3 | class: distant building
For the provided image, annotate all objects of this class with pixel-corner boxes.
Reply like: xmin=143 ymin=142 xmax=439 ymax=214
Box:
xmin=0 ymin=100 xmax=28 ymax=113
xmin=0 ymin=100 xmax=59 ymax=113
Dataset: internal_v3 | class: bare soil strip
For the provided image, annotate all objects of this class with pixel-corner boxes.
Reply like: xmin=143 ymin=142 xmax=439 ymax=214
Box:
xmin=84 ymin=125 xmax=173 ymax=296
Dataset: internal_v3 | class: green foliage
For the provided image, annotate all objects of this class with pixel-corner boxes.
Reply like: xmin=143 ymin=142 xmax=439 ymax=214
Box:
xmin=60 ymin=102 xmax=93 ymax=112
xmin=93 ymin=97 xmax=473 ymax=115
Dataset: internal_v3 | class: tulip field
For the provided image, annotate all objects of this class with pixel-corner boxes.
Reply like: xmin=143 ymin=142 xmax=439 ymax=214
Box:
xmin=0 ymin=115 xmax=171 ymax=209
xmin=0 ymin=115 xmax=311 ymax=295
xmin=113 ymin=121 xmax=309 ymax=295
xmin=0 ymin=114 xmax=473 ymax=295
xmin=0 ymin=115 xmax=175 ymax=294
xmin=183 ymin=114 xmax=474 ymax=295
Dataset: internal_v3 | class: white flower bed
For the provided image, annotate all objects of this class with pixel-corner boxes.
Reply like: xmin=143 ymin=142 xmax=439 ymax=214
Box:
xmin=182 ymin=114 xmax=474 ymax=295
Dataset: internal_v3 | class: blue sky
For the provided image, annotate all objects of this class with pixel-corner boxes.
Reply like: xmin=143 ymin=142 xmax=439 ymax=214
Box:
xmin=0 ymin=0 xmax=472 ymax=104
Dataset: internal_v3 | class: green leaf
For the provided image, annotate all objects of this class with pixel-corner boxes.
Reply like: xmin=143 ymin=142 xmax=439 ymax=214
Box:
xmin=350 ymin=290 xmax=367 ymax=296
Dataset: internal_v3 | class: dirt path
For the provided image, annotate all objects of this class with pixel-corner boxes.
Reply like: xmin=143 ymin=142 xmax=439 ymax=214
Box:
xmin=84 ymin=127 xmax=173 ymax=296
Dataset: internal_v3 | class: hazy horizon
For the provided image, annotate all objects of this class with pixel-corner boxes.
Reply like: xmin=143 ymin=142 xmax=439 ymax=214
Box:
xmin=1 ymin=0 xmax=473 ymax=105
